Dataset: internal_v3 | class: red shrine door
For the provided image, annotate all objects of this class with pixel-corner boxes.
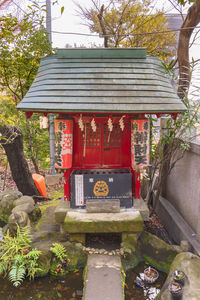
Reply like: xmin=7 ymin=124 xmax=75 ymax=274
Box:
xmin=74 ymin=117 xmax=130 ymax=169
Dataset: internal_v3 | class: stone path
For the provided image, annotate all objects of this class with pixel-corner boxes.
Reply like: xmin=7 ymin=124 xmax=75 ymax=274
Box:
xmin=84 ymin=254 xmax=124 ymax=300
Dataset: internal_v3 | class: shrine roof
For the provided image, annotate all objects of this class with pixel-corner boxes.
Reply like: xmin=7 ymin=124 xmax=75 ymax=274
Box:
xmin=17 ymin=48 xmax=186 ymax=114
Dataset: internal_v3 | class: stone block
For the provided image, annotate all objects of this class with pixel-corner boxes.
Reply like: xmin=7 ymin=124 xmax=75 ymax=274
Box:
xmin=134 ymin=198 xmax=149 ymax=221
xmin=139 ymin=231 xmax=180 ymax=273
xmin=14 ymin=195 xmax=35 ymax=207
xmin=0 ymin=190 xmax=22 ymax=202
xmin=54 ymin=200 xmax=70 ymax=224
xmin=121 ymin=233 xmax=138 ymax=253
xmin=45 ymin=174 xmax=63 ymax=185
xmin=12 ymin=202 xmax=35 ymax=214
xmin=63 ymin=210 xmax=143 ymax=234
xmin=86 ymin=199 xmax=120 ymax=213
xmin=159 ymin=252 xmax=200 ymax=300
xmin=70 ymin=233 xmax=86 ymax=244
xmin=9 ymin=211 xmax=30 ymax=230
xmin=32 ymin=241 xmax=52 ymax=277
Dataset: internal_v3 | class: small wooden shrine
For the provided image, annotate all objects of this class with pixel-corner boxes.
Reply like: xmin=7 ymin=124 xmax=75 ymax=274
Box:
xmin=18 ymin=48 xmax=185 ymax=208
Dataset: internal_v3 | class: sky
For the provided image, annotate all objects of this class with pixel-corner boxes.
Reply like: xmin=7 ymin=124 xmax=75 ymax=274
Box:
xmin=1 ymin=0 xmax=200 ymax=73
xmin=50 ymin=0 xmax=200 ymax=60
xmin=51 ymin=0 xmax=104 ymax=48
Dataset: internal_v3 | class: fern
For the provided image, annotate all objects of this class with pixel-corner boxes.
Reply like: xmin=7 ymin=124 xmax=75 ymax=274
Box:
xmin=50 ymin=243 xmax=68 ymax=262
xmin=0 ymin=226 xmax=41 ymax=285
xmin=24 ymin=249 xmax=42 ymax=280
xmin=8 ymin=265 xmax=26 ymax=287
xmin=0 ymin=261 xmax=8 ymax=275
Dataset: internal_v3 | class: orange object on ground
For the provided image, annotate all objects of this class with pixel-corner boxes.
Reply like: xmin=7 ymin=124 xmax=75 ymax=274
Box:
xmin=32 ymin=173 xmax=47 ymax=198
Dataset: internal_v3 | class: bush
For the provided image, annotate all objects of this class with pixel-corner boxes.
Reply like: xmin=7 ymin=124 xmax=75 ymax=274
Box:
xmin=0 ymin=226 xmax=41 ymax=287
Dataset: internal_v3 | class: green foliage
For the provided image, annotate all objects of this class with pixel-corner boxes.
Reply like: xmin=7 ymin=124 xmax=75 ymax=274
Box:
xmin=8 ymin=257 xmax=26 ymax=287
xmin=50 ymin=243 xmax=70 ymax=275
xmin=0 ymin=261 xmax=8 ymax=276
xmin=0 ymin=1 xmax=52 ymax=170
xmin=0 ymin=225 xmax=41 ymax=286
xmin=177 ymin=0 xmax=196 ymax=5
xmin=50 ymin=243 xmax=68 ymax=262
xmin=77 ymin=0 xmax=176 ymax=61
xmin=24 ymin=249 xmax=42 ymax=280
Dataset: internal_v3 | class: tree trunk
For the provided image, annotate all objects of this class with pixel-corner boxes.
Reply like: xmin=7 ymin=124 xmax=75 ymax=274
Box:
xmin=177 ymin=0 xmax=200 ymax=100
xmin=0 ymin=124 xmax=40 ymax=196
xmin=98 ymin=5 xmax=109 ymax=48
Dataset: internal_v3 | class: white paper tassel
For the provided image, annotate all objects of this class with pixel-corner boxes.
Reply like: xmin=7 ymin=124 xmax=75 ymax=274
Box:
xmin=107 ymin=117 xmax=113 ymax=132
xmin=78 ymin=114 xmax=84 ymax=131
xmin=39 ymin=116 xmax=48 ymax=129
xmin=119 ymin=115 xmax=125 ymax=131
xmin=91 ymin=117 xmax=96 ymax=132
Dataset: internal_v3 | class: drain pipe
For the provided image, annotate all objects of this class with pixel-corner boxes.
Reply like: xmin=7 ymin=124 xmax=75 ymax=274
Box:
xmin=46 ymin=0 xmax=55 ymax=175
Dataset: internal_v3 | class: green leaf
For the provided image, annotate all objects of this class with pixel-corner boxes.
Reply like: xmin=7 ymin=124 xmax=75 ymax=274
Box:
xmin=57 ymin=291 xmax=62 ymax=298
xmin=61 ymin=6 xmax=64 ymax=15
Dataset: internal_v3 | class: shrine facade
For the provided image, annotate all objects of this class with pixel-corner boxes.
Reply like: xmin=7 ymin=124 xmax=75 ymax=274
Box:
xmin=17 ymin=48 xmax=186 ymax=208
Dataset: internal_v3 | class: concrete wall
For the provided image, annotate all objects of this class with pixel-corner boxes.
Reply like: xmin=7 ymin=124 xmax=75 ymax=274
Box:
xmin=164 ymin=142 xmax=200 ymax=234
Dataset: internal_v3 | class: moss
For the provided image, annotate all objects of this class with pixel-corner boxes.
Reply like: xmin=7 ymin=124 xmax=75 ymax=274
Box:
xmin=139 ymin=231 xmax=179 ymax=273
xmin=34 ymin=242 xmax=53 ymax=277
xmin=0 ymin=213 xmax=8 ymax=227
xmin=64 ymin=215 xmax=143 ymax=233
xmin=70 ymin=234 xmax=86 ymax=244
xmin=143 ymin=253 xmax=174 ymax=273
xmin=29 ymin=207 xmax=42 ymax=224
xmin=122 ymin=253 xmax=140 ymax=272
xmin=49 ymin=188 xmax=64 ymax=199
xmin=82 ymin=266 xmax=88 ymax=300
xmin=49 ymin=242 xmax=88 ymax=277
xmin=65 ymin=243 xmax=88 ymax=271
xmin=39 ymin=200 xmax=61 ymax=214
xmin=121 ymin=233 xmax=138 ymax=253
xmin=34 ymin=200 xmax=60 ymax=230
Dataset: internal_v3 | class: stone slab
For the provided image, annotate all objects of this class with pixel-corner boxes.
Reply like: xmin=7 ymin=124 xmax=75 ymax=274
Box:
xmin=54 ymin=200 xmax=70 ymax=224
xmin=84 ymin=254 xmax=123 ymax=300
xmin=69 ymin=233 xmax=86 ymax=244
xmin=64 ymin=210 xmax=143 ymax=233
xmin=134 ymin=198 xmax=149 ymax=221
xmin=12 ymin=202 xmax=35 ymax=214
xmin=155 ymin=195 xmax=200 ymax=256
xmin=159 ymin=252 xmax=200 ymax=300
xmin=45 ymin=174 xmax=63 ymax=185
xmin=86 ymin=199 xmax=120 ymax=213
xmin=14 ymin=196 xmax=35 ymax=207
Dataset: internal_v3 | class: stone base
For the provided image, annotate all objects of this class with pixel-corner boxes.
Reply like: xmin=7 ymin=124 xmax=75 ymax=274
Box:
xmin=45 ymin=174 xmax=63 ymax=185
xmin=133 ymin=198 xmax=149 ymax=221
xmin=54 ymin=200 xmax=70 ymax=224
xmin=63 ymin=209 xmax=143 ymax=234
xmin=69 ymin=233 xmax=86 ymax=244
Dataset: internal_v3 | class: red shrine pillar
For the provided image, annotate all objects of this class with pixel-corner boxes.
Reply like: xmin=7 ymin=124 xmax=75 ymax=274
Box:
xmin=131 ymin=119 xmax=150 ymax=199
xmin=54 ymin=119 xmax=73 ymax=201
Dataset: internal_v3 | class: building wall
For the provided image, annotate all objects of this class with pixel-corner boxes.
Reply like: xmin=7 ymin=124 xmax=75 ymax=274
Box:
xmin=164 ymin=142 xmax=200 ymax=234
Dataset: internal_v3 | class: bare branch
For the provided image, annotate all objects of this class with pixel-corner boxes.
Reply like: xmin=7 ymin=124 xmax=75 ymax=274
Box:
xmin=177 ymin=0 xmax=200 ymax=100
xmin=97 ymin=4 xmax=109 ymax=47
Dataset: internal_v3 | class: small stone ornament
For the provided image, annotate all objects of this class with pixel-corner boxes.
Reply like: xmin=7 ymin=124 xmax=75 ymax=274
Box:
xmin=172 ymin=270 xmax=185 ymax=284
xmin=168 ymin=281 xmax=183 ymax=298
xmin=144 ymin=266 xmax=159 ymax=284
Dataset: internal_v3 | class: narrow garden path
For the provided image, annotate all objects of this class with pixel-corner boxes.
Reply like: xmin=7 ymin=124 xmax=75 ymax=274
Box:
xmin=84 ymin=254 xmax=124 ymax=300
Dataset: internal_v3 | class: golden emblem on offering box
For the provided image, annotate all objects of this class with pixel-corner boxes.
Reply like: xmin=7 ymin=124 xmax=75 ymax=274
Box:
xmin=93 ymin=181 xmax=109 ymax=197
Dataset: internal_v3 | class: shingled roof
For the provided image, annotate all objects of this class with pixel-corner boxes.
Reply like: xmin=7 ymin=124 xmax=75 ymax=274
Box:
xmin=17 ymin=48 xmax=186 ymax=113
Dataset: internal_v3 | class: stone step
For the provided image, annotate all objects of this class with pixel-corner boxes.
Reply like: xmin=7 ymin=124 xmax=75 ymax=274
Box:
xmin=83 ymin=254 xmax=124 ymax=300
xmin=63 ymin=209 xmax=143 ymax=233
xmin=86 ymin=199 xmax=120 ymax=213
